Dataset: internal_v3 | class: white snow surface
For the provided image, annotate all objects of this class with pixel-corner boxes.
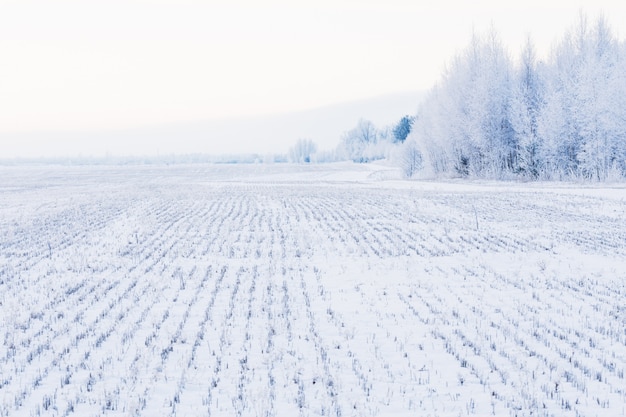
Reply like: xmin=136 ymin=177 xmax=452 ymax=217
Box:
xmin=1 ymin=162 xmax=625 ymax=416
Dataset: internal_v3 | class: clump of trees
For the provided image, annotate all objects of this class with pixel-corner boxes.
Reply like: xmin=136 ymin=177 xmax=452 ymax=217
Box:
xmin=337 ymin=115 xmax=416 ymax=166
xmin=288 ymin=138 xmax=318 ymax=163
xmin=337 ymin=119 xmax=380 ymax=162
xmin=406 ymin=14 xmax=626 ymax=180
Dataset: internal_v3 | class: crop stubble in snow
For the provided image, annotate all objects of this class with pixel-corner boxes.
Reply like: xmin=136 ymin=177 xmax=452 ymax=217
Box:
xmin=0 ymin=164 xmax=626 ymax=416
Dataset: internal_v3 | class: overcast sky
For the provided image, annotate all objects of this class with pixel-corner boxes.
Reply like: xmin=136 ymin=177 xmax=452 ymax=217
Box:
xmin=1 ymin=0 xmax=626 ymax=157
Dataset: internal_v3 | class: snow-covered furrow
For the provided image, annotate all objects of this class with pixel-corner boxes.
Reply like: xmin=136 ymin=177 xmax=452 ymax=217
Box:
xmin=1 ymin=164 xmax=625 ymax=416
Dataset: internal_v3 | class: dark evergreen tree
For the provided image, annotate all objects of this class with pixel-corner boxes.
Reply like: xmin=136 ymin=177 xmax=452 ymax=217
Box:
xmin=392 ymin=115 xmax=414 ymax=143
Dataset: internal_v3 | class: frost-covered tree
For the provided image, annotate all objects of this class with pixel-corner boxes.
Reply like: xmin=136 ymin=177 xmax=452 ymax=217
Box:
xmin=576 ymin=16 xmax=626 ymax=179
xmin=288 ymin=138 xmax=317 ymax=163
xmin=399 ymin=139 xmax=422 ymax=178
xmin=539 ymin=14 xmax=625 ymax=179
xmin=509 ymin=38 xmax=543 ymax=178
xmin=338 ymin=119 xmax=378 ymax=162
xmin=410 ymin=29 xmax=513 ymax=177
xmin=408 ymin=87 xmax=454 ymax=175
xmin=610 ymin=42 xmax=626 ymax=176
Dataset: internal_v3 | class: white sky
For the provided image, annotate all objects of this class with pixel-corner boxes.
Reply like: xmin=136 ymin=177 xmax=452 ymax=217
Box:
xmin=1 ymin=0 xmax=626 ymax=157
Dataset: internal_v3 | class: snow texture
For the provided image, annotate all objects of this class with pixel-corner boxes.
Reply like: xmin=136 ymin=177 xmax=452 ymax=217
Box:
xmin=1 ymin=163 xmax=625 ymax=416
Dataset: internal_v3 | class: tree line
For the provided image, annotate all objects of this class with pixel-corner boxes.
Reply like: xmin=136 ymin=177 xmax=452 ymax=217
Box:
xmin=288 ymin=116 xmax=414 ymax=164
xmin=407 ymin=14 xmax=626 ymax=180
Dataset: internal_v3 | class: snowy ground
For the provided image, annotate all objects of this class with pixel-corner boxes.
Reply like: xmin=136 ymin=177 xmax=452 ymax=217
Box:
xmin=1 ymin=162 xmax=625 ymax=417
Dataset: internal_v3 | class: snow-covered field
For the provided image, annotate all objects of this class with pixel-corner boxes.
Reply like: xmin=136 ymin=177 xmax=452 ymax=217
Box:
xmin=1 ymin=162 xmax=625 ymax=417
